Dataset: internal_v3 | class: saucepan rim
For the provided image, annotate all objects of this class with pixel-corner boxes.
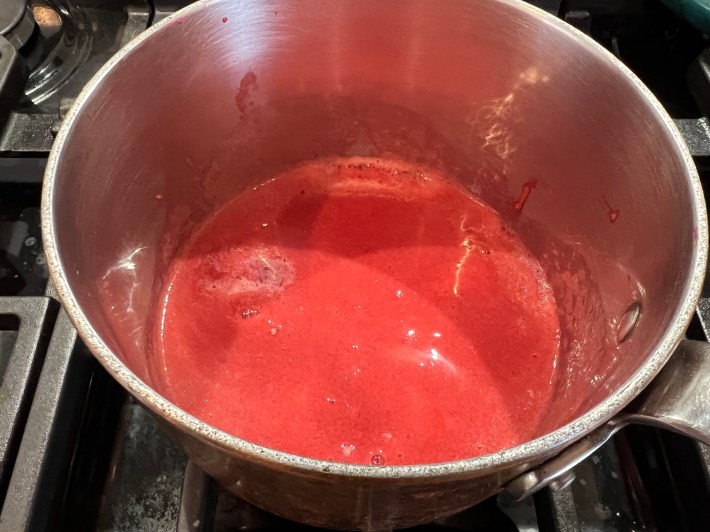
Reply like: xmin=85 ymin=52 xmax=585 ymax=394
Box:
xmin=40 ymin=0 xmax=708 ymax=480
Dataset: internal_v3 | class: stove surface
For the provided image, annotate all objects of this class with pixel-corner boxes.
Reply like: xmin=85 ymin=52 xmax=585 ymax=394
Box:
xmin=0 ymin=1 xmax=709 ymax=531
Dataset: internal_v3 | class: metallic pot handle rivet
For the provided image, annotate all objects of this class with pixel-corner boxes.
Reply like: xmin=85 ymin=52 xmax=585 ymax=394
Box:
xmin=616 ymin=301 xmax=641 ymax=345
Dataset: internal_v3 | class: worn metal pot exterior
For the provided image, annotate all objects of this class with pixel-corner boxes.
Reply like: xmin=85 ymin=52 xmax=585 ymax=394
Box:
xmin=41 ymin=0 xmax=707 ymax=529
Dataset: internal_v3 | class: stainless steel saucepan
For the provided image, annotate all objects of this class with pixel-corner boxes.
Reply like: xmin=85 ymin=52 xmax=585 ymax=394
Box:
xmin=41 ymin=0 xmax=709 ymax=529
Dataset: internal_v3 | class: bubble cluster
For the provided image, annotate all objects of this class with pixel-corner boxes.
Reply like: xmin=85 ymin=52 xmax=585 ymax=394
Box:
xmin=202 ymin=247 xmax=295 ymax=296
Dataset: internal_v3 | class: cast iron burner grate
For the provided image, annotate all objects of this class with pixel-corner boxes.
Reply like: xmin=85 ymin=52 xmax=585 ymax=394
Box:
xmin=0 ymin=1 xmax=709 ymax=531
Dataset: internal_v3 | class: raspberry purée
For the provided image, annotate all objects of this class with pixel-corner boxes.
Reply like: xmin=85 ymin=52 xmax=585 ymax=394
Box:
xmin=154 ymin=159 xmax=560 ymax=466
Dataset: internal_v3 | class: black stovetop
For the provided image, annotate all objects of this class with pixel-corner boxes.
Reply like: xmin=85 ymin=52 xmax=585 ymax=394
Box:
xmin=1 ymin=1 xmax=710 ymax=531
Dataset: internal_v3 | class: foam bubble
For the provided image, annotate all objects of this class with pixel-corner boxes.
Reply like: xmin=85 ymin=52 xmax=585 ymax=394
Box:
xmin=201 ymin=247 xmax=295 ymax=296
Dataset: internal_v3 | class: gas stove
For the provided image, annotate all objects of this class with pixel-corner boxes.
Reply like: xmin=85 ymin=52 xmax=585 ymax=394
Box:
xmin=1 ymin=1 xmax=709 ymax=531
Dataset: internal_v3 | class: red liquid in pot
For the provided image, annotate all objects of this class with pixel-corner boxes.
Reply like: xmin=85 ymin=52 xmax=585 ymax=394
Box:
xmin=154 ymin=158 xmax=560 ymax=465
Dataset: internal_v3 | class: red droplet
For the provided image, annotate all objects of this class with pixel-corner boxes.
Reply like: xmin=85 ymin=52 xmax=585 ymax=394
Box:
xmin=236 ymin=71 xmax=258 ymax=114
xmin=176 ymin=17 xmax=184 ymax=24
xmin=603 ymin=197 xmax=620 ymax=223
xmin=222 ymin=16 xmax=228 ymax=23
xmin=512 ymin=179 xmax=537 ymax=213
xmin=370 ymin=453 xmax=385 ymax=466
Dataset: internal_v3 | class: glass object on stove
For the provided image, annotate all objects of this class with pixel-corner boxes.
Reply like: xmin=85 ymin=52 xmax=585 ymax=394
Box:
xmin=23 ymin=0 xmax=92 ymax=106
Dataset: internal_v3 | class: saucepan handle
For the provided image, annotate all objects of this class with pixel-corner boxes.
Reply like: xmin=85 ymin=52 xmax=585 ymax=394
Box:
xmin=628 ymin=339 xmax=710 ymax=441
xmin=505 ymin=339 xmax=710 ymax=501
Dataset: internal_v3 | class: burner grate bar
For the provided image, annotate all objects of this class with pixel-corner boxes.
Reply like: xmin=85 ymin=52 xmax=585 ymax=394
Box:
xmin=177 ymin=461 xmax=217 ymax=532
xmin=0 ymin=296 xmax=57 ymax=510
xmin=534 ymin=488 xmax=581 ymax=532
xmin=0 ymin=309 xmax=91 ymax=532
